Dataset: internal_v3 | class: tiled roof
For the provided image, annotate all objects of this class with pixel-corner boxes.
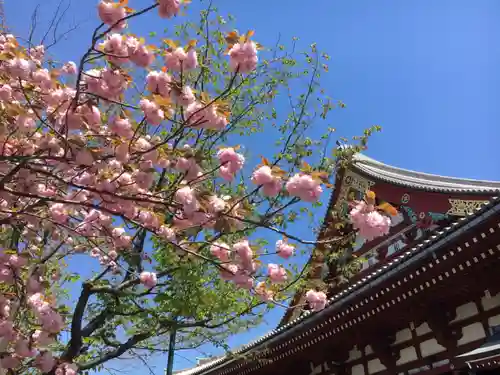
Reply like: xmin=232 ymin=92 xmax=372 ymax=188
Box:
xmin=352 ymin=154 xmax=500 ymax=193
xmin=174 ymin=357 xmax=225 ymax=375
xmin=174 ymin=196 xmax=500 ymax=375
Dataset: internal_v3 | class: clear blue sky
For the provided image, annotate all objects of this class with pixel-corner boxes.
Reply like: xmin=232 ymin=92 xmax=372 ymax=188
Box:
xmin=6 ymin=0 xmax=500 ymax=373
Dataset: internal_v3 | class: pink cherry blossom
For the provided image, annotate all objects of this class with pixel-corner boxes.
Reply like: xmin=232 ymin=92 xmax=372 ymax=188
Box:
xmin=349 ymin=201 xmax=391 ymax=241
xmin=158 ymin=0 xmax=180 ymax=18
xmin=28 ymin=293 xmax=48 ymax=311
xmin=134 ymin=137 xmax=152 ymax=152
xmin=27 ymin=293 xmax=64 ymax=334
xmin=98 ymin=0 xmax=126 ymax=30
xmin=137 ymin=210 xmax=160 ymax=229
xmin=184 ymin=102 xmax=228 ymax=130
xmin=228 ymin=41 xmax=258 ymax=73
xmin=27 ymin=275 xmax=43 ymax=294
xmin=33 ymin=329 xmax=55 ymax=346
xmin=0 ymin=320 xmax=15 ymax=340
xmin=61 ymin=61 xmax=78 ymax=75
xmin=267 ymin=263 xmax=287 ymax=283
xmin=140 ymin=98 xmax=165 ymax=125
xmin=39 ymin=310 xmax=64 ymax=333
xmin=75 ymin=149 xmax=94 ymax=166
xmin=146 ymin=70 xmax=172 ymax=96
xmin=252 ymin=165 xmax=283 ymax=196
xmin=164 ymin=47 xmax=198 ymax=71
xmin=32 ymin=68 xmax=52 ymax=90
xmin=110 ymin=117 xmax=133 ymax=138
xmin=255 ymin=282 xmax=274 ymax=302
xmin=127 ymin=37 xmax=155 ymax=67
xmin=101 ymin=68 xmax=129 ymax=98
xmin=134 ymin=171 xmax=154 ymax=189
xmin=233 ymin=240 xmax=253 ymax=267
xmin=0 ymin=355 xmax=20 ymax=369
xmin=111 ymin=228 xmax=132 ymax=248
xmin=81 ymin=105 xmax=102 ymax=130
xmin=262 ymin=179 xmax=283 ymax=197
xmin=139 ymin=271 xmax=157 ymax=288
xmin=0 ymin=84 xmax=12 ymax=101
xmin=305 ymin=290 xmax=327 ymax=312
xmin=276 ymin=240 xmax=294 ymax=259
xmin=158 ymin=225 xmax=176 ymax=242
xmin=175 ymin=186 xmax=199 ymax=215
xmin=108 ymin=250 xmax=118 ymax=260
xmin=83 ymin=69 xmax=103 ymax=94
xmin=172 ymin=211 xmax=195 ymax=230
xmin=35 ymin=351 xmax=56 ymax=372
xmin=210 ymin=242 xmax=230 ymax=262
xmin=49 ymin=203 xmax=69 ymax=224
xmin=16 ymin=114 xmax=36 ymax=133
xmin=0 ymin=296 xmax=11 ymax=318
xmin=7 ymin=57 xmax=34 ymax=79
xmin=29 ymin=45 xmax=45 ymax=62
xmin=56 ymin=363 xmax=78 ymax=375
xmin=233 ymin=270 xmax=254 ymax=289
xmin=174 ymin=157 xmax=202 ymax=181
xmin=207 ymin=196 xmax=226 ymax=213
xmin=220 ymin=263 xmax=238 ymax=280
xmin=285 ymin=173 xmax=323 ymax=202
xmin=15 ymin=338 xmax=36 ymax=357
xmin=115 ymin=142 xmax=130 ymax=163
xmin=251 ymin=165 xmax=273 ymax=185
xmin=99 ymin=33 xmax=129 ymax=65
xmin=217 ymin=148 xmax=245 ymax=181
xmin=8 ymin=254 xmax=27 ymax=268
xmin=184 ymin=49 xmax=198 ymax=70
xmin=170 ymin=85 xmax=195 ymax=107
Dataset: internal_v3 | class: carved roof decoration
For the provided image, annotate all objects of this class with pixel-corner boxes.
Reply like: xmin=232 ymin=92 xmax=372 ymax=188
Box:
xmin=174 ymin=195 xmax=500 ymax=375
xmin=351 ymin=154 xmax=500 ymax=193
xmin=279 ymin=153 xmax=500 ymax=324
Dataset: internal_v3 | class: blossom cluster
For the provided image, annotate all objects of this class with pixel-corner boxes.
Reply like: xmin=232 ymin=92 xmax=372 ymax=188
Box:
xmin=0 ymin=0 xmax=392 ymax=372
xmin=208 ymin=238 xmax=293 ymax=296
xmin=0 ymin=250 xmax=66 ymax=373
xmin=0 ymin=1 xmax=269 ymax=369
xmin=349 ymin=200 xmax=392 ymax=241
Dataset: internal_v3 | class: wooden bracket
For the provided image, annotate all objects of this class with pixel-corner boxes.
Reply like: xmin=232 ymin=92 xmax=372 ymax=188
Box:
xmin=425 ymin=304 xmax=463 ymax=350
xmin=369 ymin=334 xmax=400 ymax=370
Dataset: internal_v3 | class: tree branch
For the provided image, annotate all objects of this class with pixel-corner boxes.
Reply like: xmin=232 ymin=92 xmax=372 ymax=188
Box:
xmin=78 ymin=332 xmax=151 ymax=370
xmin=62 ymin=282 xmax=92 ymax=360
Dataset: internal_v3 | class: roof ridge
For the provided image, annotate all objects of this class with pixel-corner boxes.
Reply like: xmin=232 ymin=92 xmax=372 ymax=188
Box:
xmin=352 ymin=154 xmax=500 ymax=192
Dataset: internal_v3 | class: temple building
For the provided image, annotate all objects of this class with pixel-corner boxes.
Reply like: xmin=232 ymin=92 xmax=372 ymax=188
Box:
xmin=176 ymin=154 xmax=500 ymax=375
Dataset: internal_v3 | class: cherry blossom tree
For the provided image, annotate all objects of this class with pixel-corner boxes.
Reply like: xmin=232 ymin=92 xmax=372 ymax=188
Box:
xmin=0 ymin=1 xmax=395 ymax=374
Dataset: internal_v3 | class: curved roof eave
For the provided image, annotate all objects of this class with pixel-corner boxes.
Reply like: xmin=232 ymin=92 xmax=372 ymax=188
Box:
xmin=352 ymin=154 xmax=500 ymax=193
xmin=173 ymin=197 xmax=500 ymax=375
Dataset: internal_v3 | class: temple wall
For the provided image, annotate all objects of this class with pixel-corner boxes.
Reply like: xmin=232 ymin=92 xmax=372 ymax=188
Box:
xmin=367 ymin=359 xmax=385 ymax=374
xmin=342 ymin=295 xmax=500 ymax=375
xmin=394 ymin=328 xmax=412 ymax=344
xmin=451 ymin=302 xmax=478 ymax=322
xmin=351 ymin=364 xmax=365 ymax=375
xmin=458 ymin=322 xmax=485 ymax=345
xmin=419 ymin=338 xmax=446 ymax=358
xmin=481 ymin=291 xmax=500 ymax=310
xmin=396 ymin=346 xmax=418 ymax=366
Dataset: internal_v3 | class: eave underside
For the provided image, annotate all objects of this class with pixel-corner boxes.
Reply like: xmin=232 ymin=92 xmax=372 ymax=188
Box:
xmin=178 ymin=199 xmax=500 ymax=375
